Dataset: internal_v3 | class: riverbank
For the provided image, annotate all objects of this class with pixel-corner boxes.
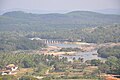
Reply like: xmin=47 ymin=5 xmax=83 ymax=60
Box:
xmin=44 ymin=51 xmax=76 ymax=56
xmin=40 ymin=43 xmax=104 ymax=62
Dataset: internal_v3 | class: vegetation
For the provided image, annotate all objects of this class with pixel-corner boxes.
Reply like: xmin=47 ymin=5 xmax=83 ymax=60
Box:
xmin=99 ymin=56 xmax=120 ymax=75
xmin=0 ymin=11 xmax=120 ymax=43
xmin=1 ymin=11 xmax=120 ymax=32
xmin=86 ymin=59 xmax=102 ymax=66
xmin=0 ymin=24 xmax=120 ymax=44
xmin=98 ymin=45 xmax=120 ymax=58
xmin=0 ymin=75 xmax=39 ymax=80
xmin=19 ymin=76 xmax=39 ymax=80
xmin=0 ymin=52 xmax=104 ymax=79
xmin=59 ymin=48 xmax=81 ymax=52
xmin=0 ymin=75 xmax=17 ymax=80
xmin=0 ymin=52 xmax=72 ymax=75
xmin=0 ymin=53 xmax=53 ymax=69
xmin=0 ymin=32 xmax=46 ymax=51
xmin=0 ymin=11 xmax=120 ymax=79
xmin=83 ymin=25 xmax=120 ymax=43
xmin=97 ymin=46 xmax=120 ymax=75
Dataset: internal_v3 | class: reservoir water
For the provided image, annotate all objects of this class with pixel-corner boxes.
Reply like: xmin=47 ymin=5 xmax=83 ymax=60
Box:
xmin=48 ymin=43 xmax=81 ymax=48
xmin=48 ymin=43 xmax=103 ymax=62
xmin=59 ymin=50 xmax=102 ymax=62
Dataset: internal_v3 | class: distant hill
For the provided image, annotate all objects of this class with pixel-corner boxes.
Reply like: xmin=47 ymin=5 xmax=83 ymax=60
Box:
xmin=96 ymin=9 xmax=120 ymax=15
xmin=0 ymin=11 xmax=120 ymax=31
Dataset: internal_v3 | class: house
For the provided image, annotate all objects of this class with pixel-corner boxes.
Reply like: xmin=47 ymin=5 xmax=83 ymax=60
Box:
xmin=1 ymin=70 xmax=11 ymax=75
xmin=5 ymin=64 xmax=18 ymax=71
xmin=1 ymin=64 xmax=18 ymax=75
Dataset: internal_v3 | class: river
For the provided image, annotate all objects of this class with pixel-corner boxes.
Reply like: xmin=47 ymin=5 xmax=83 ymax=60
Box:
xmin=48 ymin=43 xmax=103 ymax=62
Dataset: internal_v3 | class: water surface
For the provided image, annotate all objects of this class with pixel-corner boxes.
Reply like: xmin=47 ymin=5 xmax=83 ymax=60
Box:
xmin=48 ymin=43 xmax=103 ymax=62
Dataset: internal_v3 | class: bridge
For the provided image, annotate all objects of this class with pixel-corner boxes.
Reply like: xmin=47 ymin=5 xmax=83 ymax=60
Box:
xmin=41 ymin=39 xmax=63 ymax=44
xmin=29 ymin=38 xmax=69 ymax=44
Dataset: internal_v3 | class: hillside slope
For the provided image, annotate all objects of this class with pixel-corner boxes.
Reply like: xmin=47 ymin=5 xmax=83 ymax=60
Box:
xmin=0 ymin=11 xmax=120 ymax=31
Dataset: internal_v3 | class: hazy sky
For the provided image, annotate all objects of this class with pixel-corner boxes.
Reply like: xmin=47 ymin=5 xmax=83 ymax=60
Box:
xmin=0 ymin=0 xmax=120 ymax=12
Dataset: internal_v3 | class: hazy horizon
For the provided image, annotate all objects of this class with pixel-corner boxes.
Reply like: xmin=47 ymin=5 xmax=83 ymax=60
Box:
xmin=0 ymin=0 xmax=120 ymax=14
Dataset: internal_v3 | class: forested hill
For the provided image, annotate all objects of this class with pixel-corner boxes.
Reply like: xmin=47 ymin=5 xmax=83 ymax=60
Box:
xmin=0 ymin=11 xmax=120 ymax=31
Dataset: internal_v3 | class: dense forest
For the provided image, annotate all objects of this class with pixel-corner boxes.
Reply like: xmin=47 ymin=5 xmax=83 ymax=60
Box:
xmin=0 ymin=53 xmax=59 ymax=69
xmin=0 ymin=11 xmax=120 ymax=43
xmin=0 ymin=11 xmax=120 ymax=32
xmin=97 ymin=46 xmax=120 ymax=75
xmin=0 ymin=32 xmax=46 ymax=51
xmin=0 ymin=23 xmax=120 ymax=52
xmin=99 ymin=56 xmax=120 ymax=75
xmin=98 ymin=45 xmax=120 ymax=58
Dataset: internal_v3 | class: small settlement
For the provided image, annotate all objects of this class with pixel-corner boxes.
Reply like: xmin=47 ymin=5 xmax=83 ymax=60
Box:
xmin=0 ymin=64 xmax=18 ymax=75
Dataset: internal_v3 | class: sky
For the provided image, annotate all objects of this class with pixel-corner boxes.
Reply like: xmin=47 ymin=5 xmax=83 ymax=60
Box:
xmin=0 ymin=0 xmax=120 ymax=13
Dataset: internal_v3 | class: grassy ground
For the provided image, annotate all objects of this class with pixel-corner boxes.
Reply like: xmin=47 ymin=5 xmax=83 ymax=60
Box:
xmin=14 ymin=68 xmax=33 ymax=78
